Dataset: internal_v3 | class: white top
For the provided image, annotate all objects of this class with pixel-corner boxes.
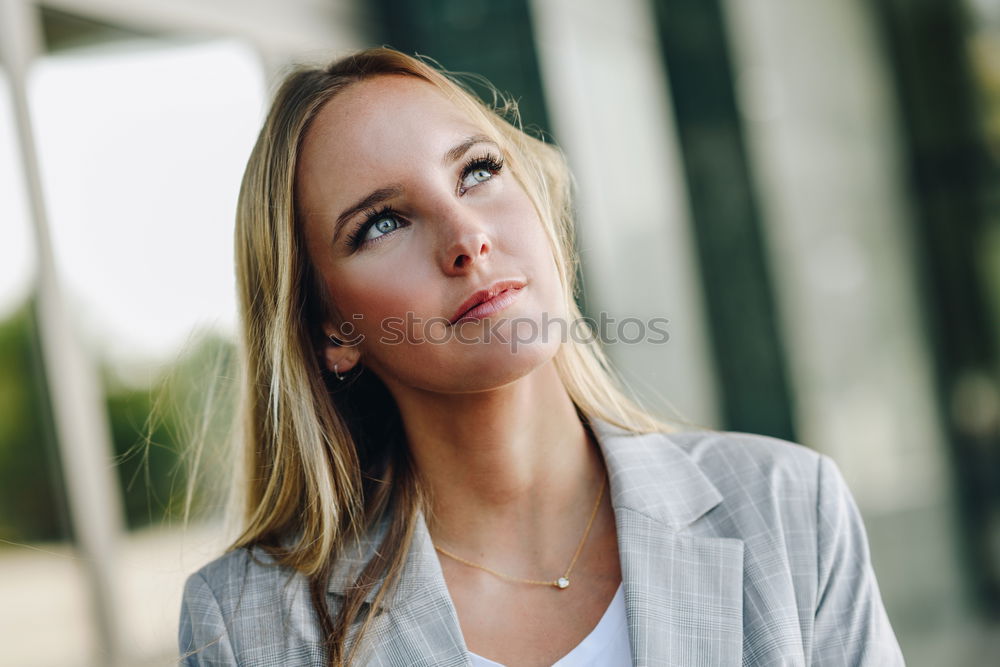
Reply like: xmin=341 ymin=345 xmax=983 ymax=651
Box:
xmin=468 ymin=582 xmax=632 ymax=667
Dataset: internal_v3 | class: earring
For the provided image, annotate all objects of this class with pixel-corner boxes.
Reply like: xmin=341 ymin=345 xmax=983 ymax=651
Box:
xmin=333 ymin=363 xmax=345 ymax=381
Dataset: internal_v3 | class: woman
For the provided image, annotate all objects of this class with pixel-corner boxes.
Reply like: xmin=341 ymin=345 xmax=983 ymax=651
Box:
xmin=179 ymin=48 xmax=904 ymax=666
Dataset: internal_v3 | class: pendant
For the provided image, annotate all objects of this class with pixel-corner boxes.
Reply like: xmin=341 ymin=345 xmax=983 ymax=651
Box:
xmin=555 ymin=577 xmax=570 ymax=589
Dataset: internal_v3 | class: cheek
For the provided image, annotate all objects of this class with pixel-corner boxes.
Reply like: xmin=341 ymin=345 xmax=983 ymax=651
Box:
xmin=504 ymin=196 xmax=563 ymax=294
xmin=323 ymin=261 xmax=444 ymax=346
xmin=495 ymin=186 xmax=549 ymax=256
xmin=326 ymin=272 xmax=406 ymax=329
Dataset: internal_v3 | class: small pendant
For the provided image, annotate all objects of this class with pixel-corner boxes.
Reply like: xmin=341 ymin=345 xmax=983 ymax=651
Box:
xmin=555 ymin=577 xmax=570 ymax=589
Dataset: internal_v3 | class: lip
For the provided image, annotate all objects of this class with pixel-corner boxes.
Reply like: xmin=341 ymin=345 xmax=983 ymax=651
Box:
xmin=449 ymin=279 xmax=526 ymax=325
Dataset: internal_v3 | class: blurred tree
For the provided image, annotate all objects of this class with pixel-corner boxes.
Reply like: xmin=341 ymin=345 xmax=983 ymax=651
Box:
xmin=0 ymin=300 xmax=68 ymax=542
xmin=104 ymin=330 xmax=236 ymax=529
xmin=0 ymin=298 xmax=236 ymax=542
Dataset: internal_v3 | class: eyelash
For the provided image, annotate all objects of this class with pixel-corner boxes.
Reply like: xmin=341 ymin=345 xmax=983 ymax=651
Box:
xmin=345 ymin=204 xmax=399 ymax=249
xmin=344 ymin=152 xmax=506 ymax=250
xmin=460 ymin=152 xmax=505 ymax=192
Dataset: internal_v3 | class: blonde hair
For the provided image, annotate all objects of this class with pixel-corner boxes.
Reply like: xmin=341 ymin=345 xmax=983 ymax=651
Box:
xmin=230 ymin=47 xmax=675 ymax=665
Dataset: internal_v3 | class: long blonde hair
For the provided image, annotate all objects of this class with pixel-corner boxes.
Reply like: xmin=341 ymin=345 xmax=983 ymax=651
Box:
xmin=230 ymin=47 xmax=675 ymax=665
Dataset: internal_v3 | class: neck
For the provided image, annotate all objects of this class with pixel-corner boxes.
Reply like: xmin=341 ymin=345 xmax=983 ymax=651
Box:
xmin=383 ymin=360 xmax=608 ymax=569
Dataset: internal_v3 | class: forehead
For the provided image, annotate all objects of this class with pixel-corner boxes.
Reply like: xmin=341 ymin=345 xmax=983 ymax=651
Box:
xmin=297 ymin=76 xmax=488 ymax=195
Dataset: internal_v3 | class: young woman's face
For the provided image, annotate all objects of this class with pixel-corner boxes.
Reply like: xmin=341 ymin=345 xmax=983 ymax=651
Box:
xmin=297 ymin=75 xmax=567 ymax=394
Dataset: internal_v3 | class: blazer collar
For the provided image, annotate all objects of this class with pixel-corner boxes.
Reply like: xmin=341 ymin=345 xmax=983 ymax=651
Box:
xmin=587 ymin=418 xmax=723 ymax=529
xmin=326 ymin=418 xmax=725 ymax=607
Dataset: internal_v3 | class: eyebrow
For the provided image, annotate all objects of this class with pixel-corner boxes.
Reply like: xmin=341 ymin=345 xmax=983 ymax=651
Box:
xmin=333 ymin=185 xmax=404 ymax=242
xmin=444 ymin=134 xmax=496 ymax=164
xmin=332 ymin=134 xmax=499 ymax=244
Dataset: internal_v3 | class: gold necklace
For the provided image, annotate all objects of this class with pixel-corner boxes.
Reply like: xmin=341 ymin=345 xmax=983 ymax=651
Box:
xmin=433 ymin=473 xmax=607 ymax=590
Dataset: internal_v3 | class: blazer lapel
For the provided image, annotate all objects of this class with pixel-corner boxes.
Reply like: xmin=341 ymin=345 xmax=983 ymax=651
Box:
xmin=593 ymin=419 xmax=745 ymax=666
xmin=615 ymin=508 xmax=744 ymax=666
xmin=368 ymin=514 xmax=473 ymax=666
xmin=327 ymin=508 xmax=472 ymax=666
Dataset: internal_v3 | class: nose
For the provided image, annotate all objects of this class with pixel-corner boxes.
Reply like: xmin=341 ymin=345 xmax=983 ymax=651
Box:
xmin=437 ymin=205 xmax=492 ymax=274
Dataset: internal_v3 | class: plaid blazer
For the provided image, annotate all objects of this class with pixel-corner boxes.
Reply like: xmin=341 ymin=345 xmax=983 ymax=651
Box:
xmin=179 ymin=419 xmax=905 ymax=666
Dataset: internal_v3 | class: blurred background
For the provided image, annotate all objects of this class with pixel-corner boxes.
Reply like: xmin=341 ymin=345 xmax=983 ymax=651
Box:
xmin=1 ymin=0 xmax=998 ymax=664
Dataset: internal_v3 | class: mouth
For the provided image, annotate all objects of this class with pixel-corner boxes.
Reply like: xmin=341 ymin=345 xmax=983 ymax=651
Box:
xmin=449 ymin=279 xmax=526 ymax=325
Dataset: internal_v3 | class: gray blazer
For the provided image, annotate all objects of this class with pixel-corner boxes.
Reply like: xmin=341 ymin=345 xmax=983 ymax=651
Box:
xmin=179 ymin=419 xmax=905 ymax=665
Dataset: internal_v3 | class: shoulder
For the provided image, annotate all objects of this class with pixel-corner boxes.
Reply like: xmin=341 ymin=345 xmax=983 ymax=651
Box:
xmin=663 ymin=429 xmax=867 ymax=536
xmin=183 ymin=542 xmax=316 ymax=620
xmin=660 ymin=431 xmax=904 ymax=664
xmin=668 ymin=427 xmax=821 ymax=465
xmin=663 ymin=429 xmax=836 ymax=539
xmin=667 ymin=428 xmax=825 ymax=501
xmin=598 ymin=424 xmax=905 ymax=663
xmin=593 ymin=419 xmax=834 ymax=534
xmin=179 ymin=544 xmax=326 ymax=665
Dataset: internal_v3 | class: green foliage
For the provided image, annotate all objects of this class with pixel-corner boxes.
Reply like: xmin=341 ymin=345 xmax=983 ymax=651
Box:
xmin=106 ymin=331 xmax=237 ymax=529
xmin=0 ymin=298 xmax=237 ymax=542
xmin=105 ymin=383 xmax=180 ymax=529
xmin=0 ymin=300 xmax=68 ymax=542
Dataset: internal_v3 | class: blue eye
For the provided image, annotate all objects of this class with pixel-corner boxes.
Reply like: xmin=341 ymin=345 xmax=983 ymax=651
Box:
xmin=368 ymin=214 xmax=399 ymax=239
xmin=347 ymin=207 xmax=404 ymax=249
xmin=459 ymin=154 xmax=504 ymax=193
xmin=461 ymin=167 xmax=493 ymax=189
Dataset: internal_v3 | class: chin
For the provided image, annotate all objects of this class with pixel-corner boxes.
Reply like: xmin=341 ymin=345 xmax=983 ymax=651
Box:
xmin=409 ymin=337 xmax=561 ymax=394
xmin=467 ymin=345 xmax=557 ymax=391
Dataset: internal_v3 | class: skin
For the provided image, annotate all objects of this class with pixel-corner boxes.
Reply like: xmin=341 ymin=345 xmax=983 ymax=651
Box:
xmin=297 ymin=75 xmax=622 ymax=665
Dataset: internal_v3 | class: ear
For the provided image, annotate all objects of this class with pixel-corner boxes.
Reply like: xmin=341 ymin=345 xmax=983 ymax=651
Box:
xmin=320 ymin=324 xmax=362 ymax=374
